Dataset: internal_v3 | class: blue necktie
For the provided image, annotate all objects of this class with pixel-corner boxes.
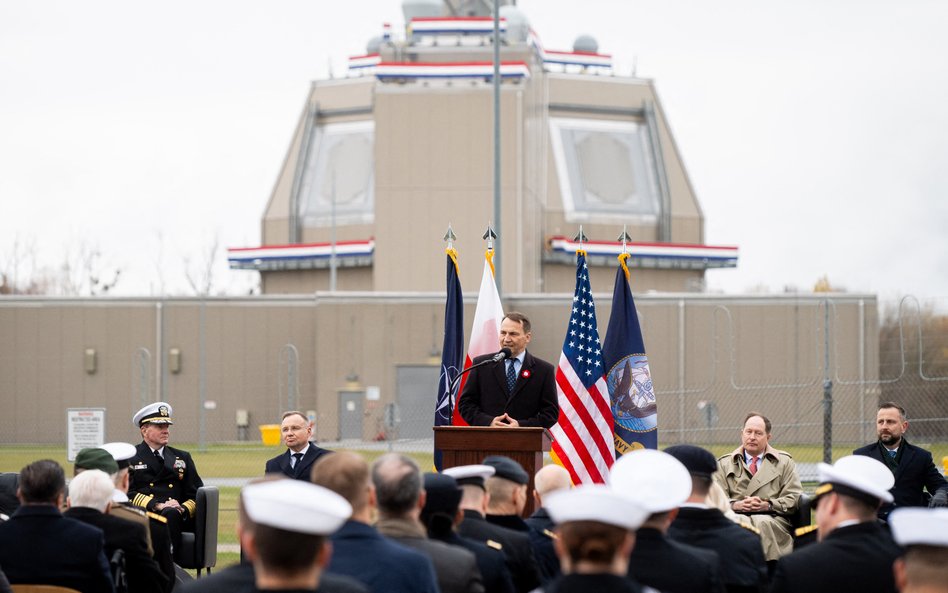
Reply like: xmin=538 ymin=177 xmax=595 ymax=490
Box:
xmin=888 ymin=449 xmax=897 ymax=458
xmin=506 ymin=360 xmax=517 ymax=393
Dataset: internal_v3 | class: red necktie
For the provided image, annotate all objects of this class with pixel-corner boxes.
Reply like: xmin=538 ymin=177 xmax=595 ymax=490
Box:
xmin=749 ymin=456 xmax=759 ymax=475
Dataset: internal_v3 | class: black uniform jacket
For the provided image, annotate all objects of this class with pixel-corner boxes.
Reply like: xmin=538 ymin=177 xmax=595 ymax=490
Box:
xmin=524 ymin=507 xmax=561 ymax=585
xmin=128 ymin=442 xmax=204 ymax=518
xmin=435 ymin=531 xmax=516 ymax=593
xmin=628 ymin=527 xmax=724 ymax=593
xmin=458 ymin=351 xmax=558 ymax=428
xmin=853 ymin=439 xmax=948 ymax=517
xmin=64 ymin=506 xmax=168 ymax=593
xmin=770 ymin=521 xmax=901 ymax=593
xmin=459 ymin=509 xmax=541 ymax=593
xmin=265 ymin=442 xmax=333 ymax=481
xmin=0 ymin=504 xmax=115 ymax=593
xmin=668 ymin=506 xmax=767 ymax=593
xmin=176 ymin=561 xmax=369 ymax=593
xmin=113 ymin=502 xmax=175 ymax=593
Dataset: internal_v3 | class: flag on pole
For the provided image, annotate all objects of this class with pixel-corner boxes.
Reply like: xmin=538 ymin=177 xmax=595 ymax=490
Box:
xmin=434 ymin=247 xmax=464 ymax=471
xmin=451 ymin=249 xmax=504 ymax=427
xmin=549 ymin=250 xmax=615 ymax=484
xmin=603 ymin=252 xmax=658 ymax=456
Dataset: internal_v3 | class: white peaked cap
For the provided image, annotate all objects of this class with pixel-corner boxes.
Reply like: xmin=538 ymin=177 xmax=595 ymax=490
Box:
xmin=242 ymin=480 xmax=352 ymax=535
xmin=545 ymin=484 xmax=649 ymax=531
xmin=816 ymin=455 xmax=894 ymax=504
xmin=608 ymin=449 xmax=692 ymax=513
xmin=101 ymin=442 xmax=137 ymax=463
xmin=889 ymin=508 xmax=948 ymax=547
xmin=443 ymin=464 xmax=496 ymax=487
xmin=133 ymin=402 xmax=174 ymax=427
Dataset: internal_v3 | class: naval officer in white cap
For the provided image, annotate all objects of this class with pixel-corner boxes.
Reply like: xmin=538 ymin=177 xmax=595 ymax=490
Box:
xmin=127 ymin=401 xmax=204 ymax=562
xmin=890 ymin=508 xmax=948 ymax=593
xmin=178 ymin=479 xmax=360 ymax=593
xmin=609 ymin=450 xmax=723 ymax=593
xmin=541 ymin=485 xmax=654 ymax=593
xmin=770 ymin=455 xmax=901 ymax=593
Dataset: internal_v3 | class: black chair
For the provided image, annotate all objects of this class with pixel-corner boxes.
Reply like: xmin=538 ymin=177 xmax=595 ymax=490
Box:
xmin=176 ymin=486 xmax=219 ymax=576
xmin=789 ymin=492 xmax=812 ymax=529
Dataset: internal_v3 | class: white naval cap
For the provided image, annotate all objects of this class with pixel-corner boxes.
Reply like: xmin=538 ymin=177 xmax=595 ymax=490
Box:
xmin=815 ymin=455 xmax=894 ymax=505
xmin=443 ymin=464 xmax=496 ymax=489
xmin=889 ymin=508 xmax=948 ymax=547
xmin=133 ymin=402 xmax=174 ymax=427
xmin=101 ymin=442 xmax=137 ymax=467
xmin=608 ymin=449 xmax=692 ymax=513
xmin=242 ymin=479 xmax=352 ymax=535
xmin=545 ymin=484 xmax=650 ymax=531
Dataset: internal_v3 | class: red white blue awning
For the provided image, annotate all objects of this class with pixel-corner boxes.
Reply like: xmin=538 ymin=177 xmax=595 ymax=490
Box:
xmin=546 ymin=236 xmax=738 ymax=270
xmin=348 ymin=53 xmax=381 ymax=71
xmin=375 ymin=61 xmax=530 ymax=81
xmin=228 ymin=240 xmax=375 ymax=271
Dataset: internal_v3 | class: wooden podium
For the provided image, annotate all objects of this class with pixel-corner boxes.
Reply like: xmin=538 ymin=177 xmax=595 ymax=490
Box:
xmin=434 ymin=425 xmax=552 ymax=516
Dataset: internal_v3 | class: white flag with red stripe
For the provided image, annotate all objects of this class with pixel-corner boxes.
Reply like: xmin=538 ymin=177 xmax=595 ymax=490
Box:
xmin=451 ymin=250 xmax=504 ymax=426
xmin=550 ymin=250 xmax=615 ymax=484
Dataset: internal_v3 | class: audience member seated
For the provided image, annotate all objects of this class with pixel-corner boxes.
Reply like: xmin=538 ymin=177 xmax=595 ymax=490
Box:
xmin=65 ymin=467 xmax=167 ymax=593
xmin=0 ymin=459 xmax=114 ymax=593
xmin=713 ymin=413 xmax=802 ymax=562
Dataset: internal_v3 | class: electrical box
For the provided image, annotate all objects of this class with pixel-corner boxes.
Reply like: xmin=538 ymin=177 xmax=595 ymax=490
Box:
xmin=168 ymin=348 xmax=182 ymax=374
xmin=236 ymin=409 xmax=250 ymax=427
xmin=84 ymin=348 xmax=97 ymax=374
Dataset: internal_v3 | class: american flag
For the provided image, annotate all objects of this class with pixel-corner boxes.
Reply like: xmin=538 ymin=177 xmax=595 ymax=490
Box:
xmin=550 ymin=251 xmax=616 ymax=484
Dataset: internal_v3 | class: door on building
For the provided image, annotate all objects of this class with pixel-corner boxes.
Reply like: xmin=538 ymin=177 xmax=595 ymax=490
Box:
xmin=338 ymin=391 xmax=363 ymax=440
xmin=396 ymin=365 xmax=440 ymax=440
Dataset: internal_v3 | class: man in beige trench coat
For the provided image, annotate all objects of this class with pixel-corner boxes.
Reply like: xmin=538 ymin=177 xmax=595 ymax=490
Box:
xmin=713 ymin=412 xmax=802 ymax=563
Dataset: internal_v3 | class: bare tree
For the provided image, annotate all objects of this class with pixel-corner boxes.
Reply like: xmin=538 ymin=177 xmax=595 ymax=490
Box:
xmin=183 ymin=234 xmax=220 ymax=296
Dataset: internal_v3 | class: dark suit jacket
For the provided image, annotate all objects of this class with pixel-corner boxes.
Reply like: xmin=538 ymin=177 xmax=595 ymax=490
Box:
xmin=265 ymin=442 xmax=333 ymax=481
xmin=0 ymin=504 xmax=115 ymax=593
xmin=853 ymin=439 xmax=948 ymax=517
xmin=377 ymin=517 xmax=483 ymax=593
xmin=770 ymin=522 xmax=901 ymax=593
xmin=628 ymin=527 xmax=724 ymax=593
xmin=177 ymin=560 xmax=369 ymax=593
xmin=668 ymin=506 xmax=767 ymax=593
xmin=327 ymin=520 xmax=439 ymax=593
xmin=458 ymin=351 xmax=558 ymax=428
xmin=64 ymin=506 xmax=167 ymax=593
xmin=128 ymin=442 xmax=204 ymax=518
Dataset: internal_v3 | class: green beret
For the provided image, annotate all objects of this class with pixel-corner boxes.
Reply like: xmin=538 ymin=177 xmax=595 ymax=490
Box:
xmin=75 ymin=447 xmax=119 ymax=474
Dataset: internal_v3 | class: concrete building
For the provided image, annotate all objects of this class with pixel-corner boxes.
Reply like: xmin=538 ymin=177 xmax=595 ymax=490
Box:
xmin=227 ymin=0 xmax=737 ymax=295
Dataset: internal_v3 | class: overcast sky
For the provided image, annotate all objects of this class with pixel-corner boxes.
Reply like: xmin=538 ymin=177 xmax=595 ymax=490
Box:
xmin=1 ymin=0 xmax=946 ymax=304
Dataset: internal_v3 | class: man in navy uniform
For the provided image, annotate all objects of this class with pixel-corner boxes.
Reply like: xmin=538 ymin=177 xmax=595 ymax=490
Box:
xmin=853 ymin=402 xmax=948 ymax=519
xmin=770 ymin=455 xmax=901 ymax=593
xmin=889 ymin=508 xmax=948 ymax=593
xmin=127 ymin=401 xmax=204 ymax=561
xmin=264 ymin=410 xmax=332 ymax=480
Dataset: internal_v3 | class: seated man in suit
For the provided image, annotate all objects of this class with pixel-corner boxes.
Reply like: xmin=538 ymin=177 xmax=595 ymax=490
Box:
xmin=853 ymin=402 xmax=948 ymax=519
xmin=265 ymin=410 xmax=332 ymax=480
xmin=459 ymin=312 xmax=558 ymax=429
xmin=0 ymin=459 xmax=114 ymax=593
xmin=714 ymin=412 xmax=802 ymax=563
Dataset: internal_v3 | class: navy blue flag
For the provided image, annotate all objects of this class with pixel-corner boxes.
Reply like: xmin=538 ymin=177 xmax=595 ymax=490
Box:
xmin=602 ymin=253 xmax=658 ymax=456
xmin=434 ymin=248 xmax=463 ymax=471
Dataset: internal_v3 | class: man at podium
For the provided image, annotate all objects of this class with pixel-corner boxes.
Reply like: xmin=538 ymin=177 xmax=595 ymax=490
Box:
xmin=459 ymin=312 xmax=558 ymax=429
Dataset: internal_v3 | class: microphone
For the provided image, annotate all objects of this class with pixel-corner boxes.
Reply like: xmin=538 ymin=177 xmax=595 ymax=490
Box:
xmin=491 ymin=348 xmax=513 ymax=363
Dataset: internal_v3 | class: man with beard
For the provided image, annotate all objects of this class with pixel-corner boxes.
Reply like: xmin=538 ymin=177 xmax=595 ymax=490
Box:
xmin=853 ymin=402 xmax=948 ymax=520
